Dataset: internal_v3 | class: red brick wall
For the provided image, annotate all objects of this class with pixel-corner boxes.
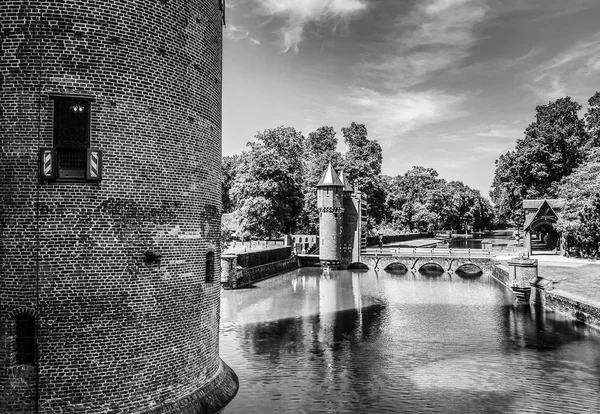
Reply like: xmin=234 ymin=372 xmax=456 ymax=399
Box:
xmin=0 ymin=1 xmax=236 ymax=412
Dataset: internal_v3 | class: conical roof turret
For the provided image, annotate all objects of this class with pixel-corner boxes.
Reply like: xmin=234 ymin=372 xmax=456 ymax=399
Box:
xmin=339 ymin=170 xmax=354 ymax=193
xmin=316 ymin=163 xmax=344 ymax=187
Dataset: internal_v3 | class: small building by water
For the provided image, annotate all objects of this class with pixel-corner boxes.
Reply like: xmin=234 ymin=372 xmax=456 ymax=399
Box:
xmin=522 ymin=199 xmax=563 ymax=256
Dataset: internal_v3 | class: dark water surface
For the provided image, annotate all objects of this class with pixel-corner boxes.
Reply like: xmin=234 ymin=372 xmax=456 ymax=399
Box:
xmin=220 ymin=268 xmax=600 ymax=413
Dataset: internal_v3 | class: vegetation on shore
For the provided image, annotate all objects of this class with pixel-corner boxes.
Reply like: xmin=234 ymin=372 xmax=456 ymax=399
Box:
xmin=490 ymin=92 xmax=600 ymax=256
xmin=223 ymin=123 xmax=494 ymax=239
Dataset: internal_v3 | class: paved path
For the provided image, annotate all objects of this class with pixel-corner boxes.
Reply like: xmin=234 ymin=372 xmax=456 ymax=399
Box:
xmin=496 ymin=253 xmax=600 ymax=309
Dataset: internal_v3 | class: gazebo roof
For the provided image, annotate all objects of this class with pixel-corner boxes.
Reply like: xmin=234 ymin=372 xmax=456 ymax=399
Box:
xmin=523 ymin=199 xmax=561 ymax=230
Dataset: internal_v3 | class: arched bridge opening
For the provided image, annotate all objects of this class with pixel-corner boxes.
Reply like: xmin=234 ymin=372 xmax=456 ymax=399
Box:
xmin=455 ymin=263 xmax=483 ymax=278
xmin=348 ymin=262 xmax=369 ymax=270
xmin=383 ymin=262 xmax=409 ymax=274
xmin=418 ymin=262 xmax=445 ymax=277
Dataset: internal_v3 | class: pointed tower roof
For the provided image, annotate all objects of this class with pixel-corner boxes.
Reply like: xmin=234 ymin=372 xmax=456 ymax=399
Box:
xmin=317 ymin=163 xmax=344 ymax=187
xmin=339 ymin=170 xmax=354 ymax=192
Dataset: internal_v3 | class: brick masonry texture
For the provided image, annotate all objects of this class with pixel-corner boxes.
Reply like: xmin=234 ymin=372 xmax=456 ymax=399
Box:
xmin=0 ymin=1 xmax=237 ymax=412
xmin=317 ymin=188 xmax=343 ymax=264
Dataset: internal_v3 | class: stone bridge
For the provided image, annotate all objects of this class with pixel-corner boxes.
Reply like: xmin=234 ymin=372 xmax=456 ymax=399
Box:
xmin=357 ymin=247 xmax=494 ymax=274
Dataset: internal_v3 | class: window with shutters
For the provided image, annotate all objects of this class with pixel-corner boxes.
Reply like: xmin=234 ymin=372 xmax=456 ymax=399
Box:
xmin=41 ymin=96 xmax=102 ymax=181
xmin=54 ymin=97 xmax=90 ymax=178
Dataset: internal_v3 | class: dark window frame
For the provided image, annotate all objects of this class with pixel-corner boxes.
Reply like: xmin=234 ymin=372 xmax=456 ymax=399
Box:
xmin=50 ymin=95 xmax=96 ymax=181
xmin=15 ymin=314 xmax=36 ymax=365
xmin=205 ymin=251 xmax=216 ymax=283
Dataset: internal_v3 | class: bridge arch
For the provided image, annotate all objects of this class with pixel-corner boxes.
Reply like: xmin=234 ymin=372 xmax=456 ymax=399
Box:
xmin=348 ymin=262 xmax=369 ymax=270
xmin=383 ymin=262 xmax=409 ymax=273
xmin=455 ymin=263 xmax=483 ymax=275
xmin=418 ymin=262 xmax=445 ymax=275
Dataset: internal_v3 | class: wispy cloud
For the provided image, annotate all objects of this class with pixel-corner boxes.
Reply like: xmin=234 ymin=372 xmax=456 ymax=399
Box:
xmin=476 ymin=127 xmax=523 ymax=139
xmin=341 ymin=0 xmax=489 ymax=143
xmin=526 ymin=32 xmax=600 ymax=100
xmin=342 ymin=87 xmax=468 ymax=144
xmin=359 ymin=0 xmax=488 ymax=89
xmin=248 ymin=0 xmax=368 ymax=53
xmin=224 ymin=24 xmax=261 ymax=45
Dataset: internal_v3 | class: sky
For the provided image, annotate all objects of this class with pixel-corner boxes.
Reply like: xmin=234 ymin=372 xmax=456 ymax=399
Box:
xmin=222 ymin=0 xmax=600 ymax=197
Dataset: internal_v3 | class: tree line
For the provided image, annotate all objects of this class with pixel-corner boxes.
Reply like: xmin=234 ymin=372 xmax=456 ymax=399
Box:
xmin=490 ymin=92 xmax=600 ymax=256
xmin=223 ymin=122 xmax=494 ymax=239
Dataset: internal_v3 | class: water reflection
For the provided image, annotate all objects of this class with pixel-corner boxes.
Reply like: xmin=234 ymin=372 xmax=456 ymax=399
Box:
xmin=220 ymin=268 xmax=600 ymax=413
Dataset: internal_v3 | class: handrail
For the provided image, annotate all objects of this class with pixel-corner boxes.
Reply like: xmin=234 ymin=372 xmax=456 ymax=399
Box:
xmin=362 ymin=246 xmax=491 ymax=260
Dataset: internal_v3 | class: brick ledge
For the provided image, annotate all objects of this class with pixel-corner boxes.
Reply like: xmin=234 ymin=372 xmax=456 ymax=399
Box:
xmin=141 ymin=359 xmax=239 ymax=414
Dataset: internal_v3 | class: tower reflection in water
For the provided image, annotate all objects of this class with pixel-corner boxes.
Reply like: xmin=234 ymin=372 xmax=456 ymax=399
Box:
xmin=220 ymin=268 xmax=600 ymax=414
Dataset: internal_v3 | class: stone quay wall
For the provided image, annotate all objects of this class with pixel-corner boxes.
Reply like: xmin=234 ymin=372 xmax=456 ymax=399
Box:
xmin=531 ymin=280 xmax=600 ymax=329
xmin=493 ymin=261 xmax=600 ymax=329
xmin=0 ymin=1 xmax=237 ymax=412
xmin=221 ymin=254 xmax=298 ymax=290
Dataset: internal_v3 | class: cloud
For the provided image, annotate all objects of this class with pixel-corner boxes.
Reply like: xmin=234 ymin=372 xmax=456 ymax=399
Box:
xmin=526 ymin=32 xmax=600 ymax=100
xmin=224 ymin=24 xmax=261 ymax=46
xmin=359 ymin=0 xmax=488 ymax=89
xmin=250 ymin=0 xmax=368 ymax=52
xmin=476 ymin=127 xmax=523 ymax=139
xmin=342 ymin=88 xmax=468 ymax=143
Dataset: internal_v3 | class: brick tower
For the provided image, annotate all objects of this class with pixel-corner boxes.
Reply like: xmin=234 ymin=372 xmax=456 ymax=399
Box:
xmin=340 ymin=171 xmax=357 ymax=269
xmin=0 ymin=1 xmax=237 ymax=412
xmin=317 ymin=163 xmax=344 ymax=268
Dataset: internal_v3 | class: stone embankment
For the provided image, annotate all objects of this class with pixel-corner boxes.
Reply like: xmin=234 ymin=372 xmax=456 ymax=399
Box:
xmin=221 ymin=247 xmax=298 ymax=289
xmin=493 ymin=255 xmax=600 ymax=329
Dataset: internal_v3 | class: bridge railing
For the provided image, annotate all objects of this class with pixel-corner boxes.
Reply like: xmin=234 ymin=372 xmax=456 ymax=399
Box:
xmin=362 ymin=247 xmax=491 ymax=260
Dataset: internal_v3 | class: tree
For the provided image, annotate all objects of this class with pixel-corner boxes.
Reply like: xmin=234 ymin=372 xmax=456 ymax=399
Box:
xmin=222 ymin=154 xmax=239 ymax=214
xmin=585 ymin=92 xmax=600 ymax=148
xmin=555 ymin=147 xmax=600 ymax=256
xmin=490 ymin=96 xmax=589 ymax=224
xmin=342 ymin=122 xmax=384 ymax=227
xmin=298 ymin=126 xmax=343 ymax=233
xmin=380 ymin=166 xmax=494 ymax=233
xmin=230 ymin=127 xmax=305 ymax=238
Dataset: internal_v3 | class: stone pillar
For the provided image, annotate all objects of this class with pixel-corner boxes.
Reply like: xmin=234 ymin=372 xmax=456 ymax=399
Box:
xmin=524 ymin=231 xmax=532 ymax=257
xmin=507 ymin=257 xmax=538 ymax=302
xmin=221 ymin=254 xmax=240 ymax=289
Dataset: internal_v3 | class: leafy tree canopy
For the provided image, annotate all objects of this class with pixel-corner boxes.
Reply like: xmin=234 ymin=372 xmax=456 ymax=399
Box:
xmin=229 ymin=127 xmax=305 ymax=238
xmin=490 ymin=96 xmax=590 ymax=224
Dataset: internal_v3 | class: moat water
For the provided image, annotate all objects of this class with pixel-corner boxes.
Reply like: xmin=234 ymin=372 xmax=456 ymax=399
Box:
xmin=219 ymin=268 xmax=600 ymax=413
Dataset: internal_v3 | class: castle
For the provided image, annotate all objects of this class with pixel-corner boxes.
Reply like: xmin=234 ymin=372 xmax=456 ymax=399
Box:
xmin=0 ymin=1 xmax=237 ymax=412
xmin=317 ymin=164 xmax=367 ymax=269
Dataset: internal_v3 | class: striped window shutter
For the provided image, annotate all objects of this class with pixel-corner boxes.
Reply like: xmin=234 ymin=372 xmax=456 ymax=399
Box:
xmin=40 ymin=148 xmax=56 ymax=180
xmin=86 ymin=149 xmax=102 ymax=180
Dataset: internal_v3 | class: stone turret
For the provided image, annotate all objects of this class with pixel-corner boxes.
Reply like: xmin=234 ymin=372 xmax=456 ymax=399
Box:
xmin=317 ymin=163 xmax=344 ymax=268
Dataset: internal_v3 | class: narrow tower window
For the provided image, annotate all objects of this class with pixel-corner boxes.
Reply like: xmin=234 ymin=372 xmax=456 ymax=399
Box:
xmin=15 ymin=314 xmax=36 ymax=364
xmin=205 ymin=251 xmax=215 ymax=283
